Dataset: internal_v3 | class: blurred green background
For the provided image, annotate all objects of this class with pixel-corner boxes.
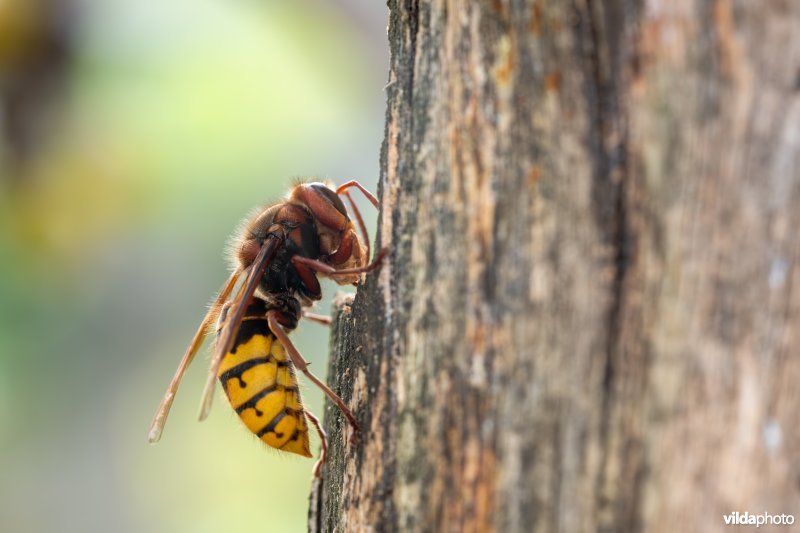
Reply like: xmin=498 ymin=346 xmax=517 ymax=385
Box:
xmin=0 ymin=0 xmax=387 ymax=531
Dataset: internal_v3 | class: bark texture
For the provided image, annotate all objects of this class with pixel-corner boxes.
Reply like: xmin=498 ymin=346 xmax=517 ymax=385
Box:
xmin=310 ymin=1 xmax=800 ymax=532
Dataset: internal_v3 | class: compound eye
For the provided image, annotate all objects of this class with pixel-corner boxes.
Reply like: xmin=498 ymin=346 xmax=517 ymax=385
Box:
xmin=309 ymin=183 xmax=348 ymax=217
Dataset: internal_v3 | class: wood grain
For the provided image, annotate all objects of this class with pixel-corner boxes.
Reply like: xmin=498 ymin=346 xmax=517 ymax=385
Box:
xmin=311 ymin=1 xmax=800 ymax=531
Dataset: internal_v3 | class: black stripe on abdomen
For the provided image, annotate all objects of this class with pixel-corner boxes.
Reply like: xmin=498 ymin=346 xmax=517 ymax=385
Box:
xmin=234 ymin=384 xmax=298 ymax=416
xmin=256 ymin=408 xmax=303 ymax=439
xmin=219 ymin=355 xmax=289 ymax=392
xmin=229 ymin=319 xmax=273 ymax=354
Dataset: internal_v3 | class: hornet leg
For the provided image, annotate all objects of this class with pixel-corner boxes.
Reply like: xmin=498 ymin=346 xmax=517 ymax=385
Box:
xmin=266 ymin=311 xmax=359 ymax=434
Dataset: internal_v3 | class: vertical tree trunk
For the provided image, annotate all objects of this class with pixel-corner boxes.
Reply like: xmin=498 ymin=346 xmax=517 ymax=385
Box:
xmin=311 ymin=2 xmax=800 ymax=532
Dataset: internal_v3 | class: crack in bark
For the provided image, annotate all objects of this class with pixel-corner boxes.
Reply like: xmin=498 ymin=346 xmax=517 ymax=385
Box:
xmin=580 ymin=0 xmax=641 ymax=530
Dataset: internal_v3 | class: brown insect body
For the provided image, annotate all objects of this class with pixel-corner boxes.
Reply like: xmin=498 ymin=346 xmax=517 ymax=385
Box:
xmin=148 ymin=179 xmax=383 ymax=477
xmin=237 ymin=182 xmax=367 ymax=307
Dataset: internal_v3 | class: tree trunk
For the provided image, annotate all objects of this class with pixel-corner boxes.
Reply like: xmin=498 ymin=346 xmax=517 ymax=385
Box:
xmin=310 ymin=1 xmax=800 ymax=532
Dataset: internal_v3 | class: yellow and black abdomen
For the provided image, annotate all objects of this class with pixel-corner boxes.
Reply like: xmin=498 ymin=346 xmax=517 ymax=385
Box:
xmin=217 ymin=317 xmax=311 ymax=457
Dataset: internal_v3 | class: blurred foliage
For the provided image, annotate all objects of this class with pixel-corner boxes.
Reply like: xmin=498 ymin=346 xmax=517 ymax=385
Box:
xmin=0 ymin=1 xmax=386 ymax=531
xmin=0 ymin=0 xmax=70 ymax=174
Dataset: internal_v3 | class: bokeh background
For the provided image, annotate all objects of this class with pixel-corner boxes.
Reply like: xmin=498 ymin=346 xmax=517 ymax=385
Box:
xmin=0 ymin=1 xmax=388 ymax=531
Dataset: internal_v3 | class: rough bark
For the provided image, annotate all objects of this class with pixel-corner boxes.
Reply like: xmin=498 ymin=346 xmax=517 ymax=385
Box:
xmin=310 ymin=1 xmax=800 ymax=532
